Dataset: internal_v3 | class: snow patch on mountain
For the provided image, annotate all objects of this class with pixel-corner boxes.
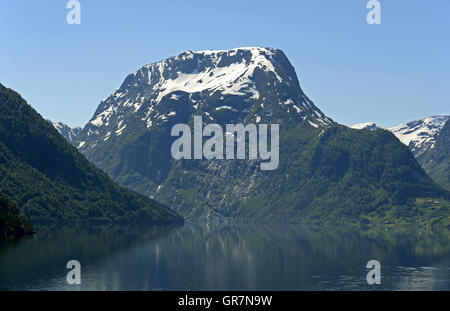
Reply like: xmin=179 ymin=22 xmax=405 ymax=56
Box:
xmin=143 ymin=47 xmax=283 ymax=104
xmin=350 ymin=122 xmax=381 ymax=131
xmin=49 ymin=120 xmax=82 ymax=143
xmin=351 ymin=115 xmax=449 ymax=157
xmin=388 ymin=115 xmax=449 ymax=156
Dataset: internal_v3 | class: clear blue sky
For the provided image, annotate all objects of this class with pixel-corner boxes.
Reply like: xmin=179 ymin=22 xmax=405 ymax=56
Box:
xmin=1 ymin=0 xmax=448 ymax=128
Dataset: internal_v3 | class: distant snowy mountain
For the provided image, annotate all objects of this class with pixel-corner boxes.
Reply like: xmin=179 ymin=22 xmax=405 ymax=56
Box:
xmin=418 ymin=118 xmax=450 ymax=190
xmin=351 ymin=115 xmax=450 ymax=191
xmin=351 ymin=115 xmax=449 ymax=157
xmin=48 ymin=121 xmax=82 ymax=143
xmin=350 ymin=122 xmax=381 ymax=131
xmin=388 ymin=115 xmax=449 ymax=157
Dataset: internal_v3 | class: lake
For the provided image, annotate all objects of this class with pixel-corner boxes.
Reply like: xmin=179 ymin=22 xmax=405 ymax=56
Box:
xmin=0 ymin=223 xmax=449 ymax=290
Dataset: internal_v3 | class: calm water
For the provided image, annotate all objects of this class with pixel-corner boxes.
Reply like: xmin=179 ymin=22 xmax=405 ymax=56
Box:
xmin=0 ymin=223 xmax=449 ymax=290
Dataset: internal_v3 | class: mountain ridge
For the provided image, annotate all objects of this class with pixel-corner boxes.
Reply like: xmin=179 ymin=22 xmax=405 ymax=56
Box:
xmin=351 ymin=115 xmax=449 ymax=191
xmin=351 ymin=115 xmax=449 ymax=157
xmin=0 ymin=83 xmax=183 ymax=225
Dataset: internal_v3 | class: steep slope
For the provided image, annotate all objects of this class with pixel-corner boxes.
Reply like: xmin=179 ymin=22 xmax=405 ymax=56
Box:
xmin=388 ymin=115 xmax=449 ymax=157
xmin=49 ymin=121 xmax=82 ymax=143
xmin=418 ymin=119 xmax=450 ymax=190
xmin=75 ymin=47 xmax=448 ymax=224
xmin=0 ymin=83 xmax=182 ymax=225
xmin=0 ymin=192 xmax=34 ymax=240
xmin=157 ymin=123 xmax=448 ymax=224
xmin=76 ymin=47 xmax=331 ymax=195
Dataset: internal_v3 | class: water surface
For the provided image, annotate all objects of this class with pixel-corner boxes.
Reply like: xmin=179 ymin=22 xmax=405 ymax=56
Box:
xmin=0 ymin=223 xmax=449 ymax=290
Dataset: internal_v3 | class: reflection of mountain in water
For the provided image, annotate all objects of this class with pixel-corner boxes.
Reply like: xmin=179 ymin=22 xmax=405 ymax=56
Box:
xmin=149 ymin=224 xmax=450 ymax=290
xmin=0 ymin=223 xmax=449 ymax=290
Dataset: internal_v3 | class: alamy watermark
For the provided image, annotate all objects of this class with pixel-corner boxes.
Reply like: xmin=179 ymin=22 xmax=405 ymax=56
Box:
xmin=66 ymin=0 xmax=81 ymax=25
xmin=64 ymin=2 xmax=381 ymax=27
xmin=366 ymin=0 xmax=381 ymax=25
xmin=171 ymin=116 xmax=279 ymax=171
xmin=66 ymin=260 xmax=81 ymax=285
xmin=366 ymin=260 xmax=381 ymax=285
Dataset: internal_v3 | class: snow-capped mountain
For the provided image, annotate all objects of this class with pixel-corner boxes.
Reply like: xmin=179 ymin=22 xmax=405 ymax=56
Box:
xmin=418 ymin=118 xmax=450 ymax=190
xmin=351 ymin=115 xmax=450 ymax=191
xmin=48 ymin=120 xmax=82 ymax=143
xmin=351 ymin=115 xmax=449 ymax=157
xmin=78 ymin=47 xmax=332 ymax=150
xmin=388 ymin=115 xmax=449 ymax=157
xmin=350 ymin=122 xmax=381 ymax=131
xmin=74 ymin=48 xmax=445 ymax=223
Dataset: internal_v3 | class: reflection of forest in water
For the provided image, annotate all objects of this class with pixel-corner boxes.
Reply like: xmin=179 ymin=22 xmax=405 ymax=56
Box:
xmin=0 ymin=224 xmax=177 ymax=289
xmin=148 ymin=224 xmax=450 ymax=290
xmin=0 ymin=223 xmax=449 ymax=290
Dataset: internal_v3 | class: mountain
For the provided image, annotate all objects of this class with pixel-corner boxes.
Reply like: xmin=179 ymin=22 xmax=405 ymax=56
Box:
xmin=388 ymin=115 xmax=449 ymax=157
xmin=75 ymin=47 xmax=449 ymax=225
xmin=352 ymin=115 xmax=449 ymax=157
xmin=0 ymin=83 xmax=183 ymax=225
xmin=417 ymin=119 xmax=450 ymax=191
xmin=0 ymin=191 xmax=34 ymax=240
xmin=350 ymin=123 xmax=381 ymax=131
xmin=351 ymin=116 xmax=449 ymax=191
xmin=49 ymin=121 xmax=82 ymax=143
xmin=76 ymin=47 xmax=332 ymax=151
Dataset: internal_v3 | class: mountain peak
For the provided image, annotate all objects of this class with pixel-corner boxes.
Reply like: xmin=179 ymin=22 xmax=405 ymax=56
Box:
xmin=388 ymin=114 xmax=449 ymax=156
xmin=81 ymin=47 xmax=332 ymax=149
xmin=48 ymin=120 xmax=82 ymax=143
xmin=131 ymin=46 xmax=287 ymax=102
xmin=183 ymin=46 xmax=278 ymax=55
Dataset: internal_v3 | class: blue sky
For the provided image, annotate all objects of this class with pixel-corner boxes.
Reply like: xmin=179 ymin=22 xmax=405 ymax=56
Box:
xmin=1 ymin=0 xmax=448 ymax=128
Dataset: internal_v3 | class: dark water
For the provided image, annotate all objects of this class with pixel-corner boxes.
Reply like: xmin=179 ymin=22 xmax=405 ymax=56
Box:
xmin=0 ymin=223 xmax=449 ymax=290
